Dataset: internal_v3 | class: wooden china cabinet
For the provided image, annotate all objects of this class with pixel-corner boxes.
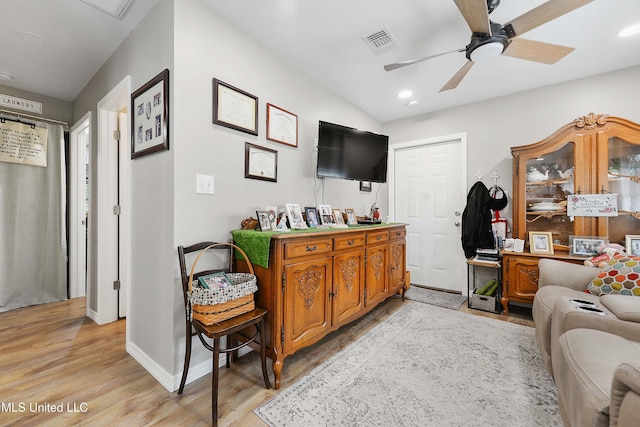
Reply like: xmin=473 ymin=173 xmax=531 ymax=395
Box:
xmin=502 ymin=114 xmax=640 ymax=312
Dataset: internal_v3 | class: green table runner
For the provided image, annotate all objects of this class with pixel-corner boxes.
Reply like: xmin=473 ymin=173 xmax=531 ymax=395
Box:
xmin=231 ymin=223 xmax=397 ymax=269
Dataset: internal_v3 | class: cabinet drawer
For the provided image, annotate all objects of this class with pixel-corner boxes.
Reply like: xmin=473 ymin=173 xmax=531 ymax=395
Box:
xmin=389 ymin=228 xmax=406 ymax=240
xmin=285 ymin=239 xmax=332 ymax=258
xmin=366 ymin=230 xmax=389 ymax=244
xmin=334 ymin=234 xmax=365 ymax=251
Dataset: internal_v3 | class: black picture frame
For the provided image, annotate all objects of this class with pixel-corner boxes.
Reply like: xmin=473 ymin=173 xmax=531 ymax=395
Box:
xmin=245 ymin=142 xmax=277 ymax=182
xmin=305 ymin=207 xmax=319 ymax=228
xmin=131 ymin=69 xmax=169 ymax=159
xmin=212 ymin=78 xmax=258 ymax=135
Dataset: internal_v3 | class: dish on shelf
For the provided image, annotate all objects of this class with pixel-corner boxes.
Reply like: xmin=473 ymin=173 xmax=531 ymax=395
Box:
xmin=528 ymin=202 xmax=564 ymax=211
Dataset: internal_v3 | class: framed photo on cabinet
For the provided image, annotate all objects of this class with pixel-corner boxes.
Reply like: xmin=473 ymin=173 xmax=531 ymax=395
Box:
xmin=529 ymin=231 xmax=553 ymax=255
xmin=131 ymin=69 xmax=169 ymax=159
xmin=569 ymin=236 xmax=607 ymax=257
xmin=212 ymin=78 xmax=258 ymax=135
xmin=626 ymin=235 xmax=640 ymax=256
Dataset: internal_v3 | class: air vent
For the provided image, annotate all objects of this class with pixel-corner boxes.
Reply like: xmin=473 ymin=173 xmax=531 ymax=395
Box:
xmin=362 ymin=27 xmax=398 ymax=55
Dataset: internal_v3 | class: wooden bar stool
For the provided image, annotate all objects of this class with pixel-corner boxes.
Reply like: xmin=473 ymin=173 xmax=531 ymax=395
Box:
xmin=177 ymin=242 xmax=271 ymax=426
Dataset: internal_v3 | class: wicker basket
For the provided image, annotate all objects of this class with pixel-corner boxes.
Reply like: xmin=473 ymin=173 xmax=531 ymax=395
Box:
xmin=188 ymin=243 xmax=257 ymax=325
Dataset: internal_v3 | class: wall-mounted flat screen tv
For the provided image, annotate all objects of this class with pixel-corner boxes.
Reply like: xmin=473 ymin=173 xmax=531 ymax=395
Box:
xmin=316 ymin=121 xmax=389 ymax=183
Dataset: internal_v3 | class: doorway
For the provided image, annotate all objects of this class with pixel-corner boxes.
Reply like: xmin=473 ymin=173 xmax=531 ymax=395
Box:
xmin=389 ymin=133 xmax=467 ymax=293
xmin=91 ymin=76 xmax=131 ymax=326
xmin=69 ymin=113 xmax=91 ymax=299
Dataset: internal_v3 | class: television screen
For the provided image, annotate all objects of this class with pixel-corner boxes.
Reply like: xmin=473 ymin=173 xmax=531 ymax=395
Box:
xmin=316 ymin=121 xmax=388 ymax=183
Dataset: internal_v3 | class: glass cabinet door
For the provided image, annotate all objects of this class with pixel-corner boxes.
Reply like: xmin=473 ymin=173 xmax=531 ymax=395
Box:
xmin=524 ymin=142 xmax=576 ymax=246
xmin=606 ymin=136 xmax=640 ymax=246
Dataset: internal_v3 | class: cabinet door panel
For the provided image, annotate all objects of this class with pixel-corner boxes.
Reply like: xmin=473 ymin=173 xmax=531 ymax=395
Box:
xmin=389 ymin=240 xmax=406 ymax=294
xmin=283 ymin=257 xmax=332 ymax=352
xmin=505 ymin=257 xmax=539 ymax=303
xmin=365 ymin=244 xmax=388 ymax=306
xmin=333 ymin=250 xmax=365 ymax=326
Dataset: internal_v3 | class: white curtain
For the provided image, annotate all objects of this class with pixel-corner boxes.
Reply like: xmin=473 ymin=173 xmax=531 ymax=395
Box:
xmin=0 ymin=122 xmax=67 ymax=312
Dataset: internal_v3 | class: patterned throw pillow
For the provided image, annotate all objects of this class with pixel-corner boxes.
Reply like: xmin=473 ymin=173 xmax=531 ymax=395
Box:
xmin=587 ymin=254 xmax=640 ymax=296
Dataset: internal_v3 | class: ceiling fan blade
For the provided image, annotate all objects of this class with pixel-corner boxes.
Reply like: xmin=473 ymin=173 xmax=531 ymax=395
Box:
xmin=504 ymin=0 xmax=593 ymax=38
xmin=502 ymin=38 xmax=574 ymax=64
xmin=440 ymin=61 xmax=474 ymax=92
xmin=384 ymin=48 xmax=463 ymax=71
xmin=453 ymin=0 xmax=491 ymax=35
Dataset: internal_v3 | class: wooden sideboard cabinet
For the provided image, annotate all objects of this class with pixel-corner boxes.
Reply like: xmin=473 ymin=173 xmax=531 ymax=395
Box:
xmin=233 ymin=224 xmax=407 ymax=389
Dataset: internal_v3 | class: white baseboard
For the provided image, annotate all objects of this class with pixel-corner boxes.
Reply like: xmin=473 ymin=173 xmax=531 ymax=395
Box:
xmin=86 ymin=307 xmax=99 ymax=324
xmin=126 ymin=336 xmax=253 ymax=393
xmin=127 ymin=340 xmax=175 ymax=392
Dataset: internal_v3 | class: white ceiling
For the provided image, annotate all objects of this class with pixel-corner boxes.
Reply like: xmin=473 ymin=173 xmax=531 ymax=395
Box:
xmin=1 ymin=0 xmax=639 ymax=123
xmin=0 ymin=0 xmax=158 ymax=102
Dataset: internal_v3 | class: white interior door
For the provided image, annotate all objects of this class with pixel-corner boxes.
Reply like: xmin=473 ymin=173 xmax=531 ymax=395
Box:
xmin=69 ymin=113 xmax=90 ymax=299
xmin=390 ymin=134 xmax=467 ymax=293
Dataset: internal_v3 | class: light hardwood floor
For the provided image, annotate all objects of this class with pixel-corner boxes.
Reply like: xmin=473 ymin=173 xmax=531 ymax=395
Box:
xmin=0 ymin=295 xmax=532 ymax=426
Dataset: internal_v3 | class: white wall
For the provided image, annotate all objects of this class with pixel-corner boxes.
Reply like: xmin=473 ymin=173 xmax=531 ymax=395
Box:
xmin=171 ymin=0 xmax=385 ymax=376
xmin=72 ymin=0 xmax=175 ymax=373
xmin=383 ymin=64 xmax=640 ymax=223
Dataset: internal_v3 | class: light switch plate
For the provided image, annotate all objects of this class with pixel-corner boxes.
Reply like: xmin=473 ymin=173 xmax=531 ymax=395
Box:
xmin=196 ymin=174 xmax=214 ymax=194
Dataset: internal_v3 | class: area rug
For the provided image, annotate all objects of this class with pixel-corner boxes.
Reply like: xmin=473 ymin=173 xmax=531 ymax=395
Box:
xmin=404 ymin=285 xmax=467 ymax=310
xmin=255 ymin=301 xmax=560 ymax=427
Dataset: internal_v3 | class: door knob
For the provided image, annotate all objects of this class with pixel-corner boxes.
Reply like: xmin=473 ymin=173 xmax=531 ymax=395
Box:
xmin=455 ymin=221 xmax=461 ymax=226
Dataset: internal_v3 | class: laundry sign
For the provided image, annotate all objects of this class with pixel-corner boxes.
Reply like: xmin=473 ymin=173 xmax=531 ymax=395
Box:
xmin=567 ymin=193 xmax=618 ymax=217
xmin=0 ymin=120 xmax=48 ymax=167
xmin=0 ymin=94 xmax=43 ymax=114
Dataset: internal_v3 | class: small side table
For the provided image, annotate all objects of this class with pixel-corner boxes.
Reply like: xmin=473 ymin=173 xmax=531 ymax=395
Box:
xmin=467 ymin=256 xmax=502 ymax=314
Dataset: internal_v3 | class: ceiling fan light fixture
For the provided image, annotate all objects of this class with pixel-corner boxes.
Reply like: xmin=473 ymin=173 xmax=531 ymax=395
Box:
xmin=469 ymin=41 xmax=505 ymax=62
xmin=619 ymin=23 xmax=640 ymax=38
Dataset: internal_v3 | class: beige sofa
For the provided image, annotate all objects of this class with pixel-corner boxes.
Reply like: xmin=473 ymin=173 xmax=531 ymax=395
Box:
xmin=532 ymin=258 xmax=640 ymax=427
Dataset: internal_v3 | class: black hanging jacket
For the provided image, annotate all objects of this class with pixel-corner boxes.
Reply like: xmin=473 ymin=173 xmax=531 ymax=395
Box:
xmin=461 ymin=181 xmax=495 ymax=258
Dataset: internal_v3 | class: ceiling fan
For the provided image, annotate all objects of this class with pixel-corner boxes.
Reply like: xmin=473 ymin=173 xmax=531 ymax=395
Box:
xmin=384 ymin=0 xmax=593 ymax=91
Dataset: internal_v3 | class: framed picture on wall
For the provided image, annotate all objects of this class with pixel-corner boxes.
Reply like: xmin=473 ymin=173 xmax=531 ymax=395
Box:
xmin=267 ymin=103 xmax=298 ymax=147
xmin=131 ymin=69 xmax=169 ymax=159
xmin=212 ymin=78 xmax=258 ymax=135
xmin=245 ymin=142 xmax=277 ymax=182
xmin=360 ymin=181 xmax=372 ymax=192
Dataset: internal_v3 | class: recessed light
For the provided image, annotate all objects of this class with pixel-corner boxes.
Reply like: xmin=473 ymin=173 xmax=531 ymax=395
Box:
xmin=17 ymin=31 xmax=49 ymax=46
xmin=407 ymin=100 xmax=419 ymax=106
xmin=398 ymin=90 xmax=413 ymax=99
xmin=0 ymin=71 xmax=13 ymax=81
xmin=619 ymin=23 xmax=640 ymax=38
